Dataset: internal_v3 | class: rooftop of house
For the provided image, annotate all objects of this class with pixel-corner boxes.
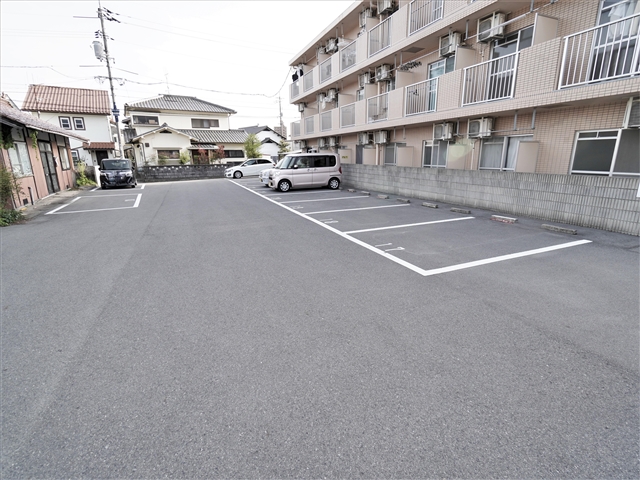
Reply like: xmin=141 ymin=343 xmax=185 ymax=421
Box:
xmin=21 ymin=85 xmax=111 ymax=115
xmin=240 ymin=125 xmax=285 ymax=139
xmin=125 ymin=94 xmax=236 ymax=115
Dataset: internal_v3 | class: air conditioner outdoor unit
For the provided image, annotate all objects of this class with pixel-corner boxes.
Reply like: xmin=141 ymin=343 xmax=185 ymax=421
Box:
xmin=478 ymin=12 xmax=506 ymax=42
xmin=359 ymin=72 xmax=374 ymax=87
xmin=358 ymin=132 xmax=373 ymax=145
xmin=317 ymin=93 xmax=326 ymax=104
xmin=297 ymin=103 xmax=306 ymax=113
xmin=376 ymin=64 xmax=392 ymax=82
xmin=337 ymin=37 xmax=350 ymax=48
xmin=317 ymin=45 xmax=326 ymax=56
xmin=294 ymin=140 xmax=307 ymax=150
xmin=374 ymin=130 xmax=389 ymax=144
xmin=326 ymin=38 xmax=338 ymax=53
xmin=359 ymin=8 xmax=375 ymax=27
xmin=623 ymin=96 xmax=640 ymax=128
xmin=328 ymin=136 xmax=338 ymax=147
xmin=468 ymin=118 xmax=493 ymax=138
xmin=318 ymin=138 xmax=328 ymax=148
xmin=325 ymin=88 xmax=337 ymax=102
xmin=378 ymin=0 xmax=394 ymax=15
xmin=434 ymin=122 xmax=455 ymax=141
xmin=440 ymin=32 xmax=461 ymax=57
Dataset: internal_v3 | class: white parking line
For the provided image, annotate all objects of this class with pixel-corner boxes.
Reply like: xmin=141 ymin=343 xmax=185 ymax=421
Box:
xmin=344 ymin=217 xmax=474 ymax=234
xmin=231 ymin=181 xmax=592 ymax=277
xmin=306 ymin=204 xmax=410 ymax=215
xmin=45 ymin=194 xmax=142 ymax=215
xmin=280 ymin=195 xmax=369 ymax=204
xmin=265 ymin=190 xmax=339 ymax=197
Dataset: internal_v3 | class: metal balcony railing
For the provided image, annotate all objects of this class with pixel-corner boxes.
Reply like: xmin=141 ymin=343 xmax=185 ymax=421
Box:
xmin=369 ymin=17 xmax=391 ymax=57
xmin=321 ymin=111 xmax=333 ymax=131
xmin=320 ymin=58 xmax=332 ymax=83
xmin=408 ymin=0 xmax=444 ymax=35
xmin=340 ymin=103 xmax=356 ymax=127
xmin=292 ymin=121 xmax=300 ymax=138
xmin=367 ymin=93 xmax=389 ymax=123
xmin=405 ymin=78 xmax=438 ymax=116
xmin=303 ymin=72 xmax=314 ymax=92
xmin=304 ymin=116 xmax=314 ymax=135
xmin=462 ymin=52 xmax=519 ymax=106
xmin=291 ymin=80 xmax=300 ymax=99
xmin=559 ymin=13 xmax=640 ymax=88
xmin=341 ymin=40 xmax=357 ymax=72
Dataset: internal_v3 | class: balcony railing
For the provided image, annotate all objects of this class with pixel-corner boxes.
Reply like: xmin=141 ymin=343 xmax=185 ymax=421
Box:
xmin=341 ymin=40 xmax=357 ymax=72
xmin=369 ymin=17 xmax=392 ymax=57
xmin=559 ymin=13 xmax=640 ymax=89
xmin=367 ymin=93 xmax=389 ymax=123
xmin=292 ymin=121 xmax=300 ymax=138
xmin=303 ymin=72 xmax=314 ymax=92
xmin=405 ymin=78 xmax=438 ymax=116
xmin=321 ymin=111 xmax=333 ymax=131
xmin=291 ymin=80 xmax=300 ymax=99
xmin=320 ymin=58 xmax=332 ymax=83
xmin=462 ymin=52 xmax=519 ymax=106
xmin=304 ymin=116 xmax=314 ymax=135
xmin=408 ymin=0 xmax=444 ymax=35
xmin=340 ymin=103 xmax=356 ymax=127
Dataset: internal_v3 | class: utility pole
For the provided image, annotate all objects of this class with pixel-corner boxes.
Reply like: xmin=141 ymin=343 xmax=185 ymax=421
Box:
xmin=96 ymin=1 xmax=123 ymax=157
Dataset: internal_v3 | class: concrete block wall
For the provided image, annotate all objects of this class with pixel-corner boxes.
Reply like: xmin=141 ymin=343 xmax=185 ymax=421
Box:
xmin=342 ymin=164 xmax=640 ymax=235
xmin=139 ymin=165 xmax=228 ymax=182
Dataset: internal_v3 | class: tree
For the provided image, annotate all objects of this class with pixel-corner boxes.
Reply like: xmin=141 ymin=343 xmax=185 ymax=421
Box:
xmin=278 ymin=140 xmax=291 ymax=156
xmin=243 ymin=134 xmax=262 ymax=159
xmin=196 ymin=148 xmax=210 ymax=164
xmin=211 ymin=145 xmax=225 ymax=163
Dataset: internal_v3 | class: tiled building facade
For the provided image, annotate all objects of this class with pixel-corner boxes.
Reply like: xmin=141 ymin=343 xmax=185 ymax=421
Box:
xmin=288 ymin=0 xmax=639 ymax=181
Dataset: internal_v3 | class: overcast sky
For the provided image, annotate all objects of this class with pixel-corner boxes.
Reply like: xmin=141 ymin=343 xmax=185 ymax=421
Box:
xmin=0 ymin=0 xmax=354 ymax=136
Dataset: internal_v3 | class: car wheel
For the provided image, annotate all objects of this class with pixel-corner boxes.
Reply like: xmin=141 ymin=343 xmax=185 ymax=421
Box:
xmin=233 ymin=170 xmax=242 ymax=179
xmin=101 ymin=183 xmax=107 ymax=190
xmin=130 ymin=184 xmax=136 ymax=188
xmin=278 ymin=179 xmax=291 ymax=192
xmin=328 ymin=178 xmax=340 ymax=190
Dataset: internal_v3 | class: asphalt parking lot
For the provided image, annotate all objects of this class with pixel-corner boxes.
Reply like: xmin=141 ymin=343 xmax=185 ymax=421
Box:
xmin=2 ymin=178 xmax=638 ymax=478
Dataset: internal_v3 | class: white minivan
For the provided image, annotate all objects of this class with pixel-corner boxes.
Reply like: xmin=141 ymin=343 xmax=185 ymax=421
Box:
xmin=268 ymin=153 xmax=341 ymax=192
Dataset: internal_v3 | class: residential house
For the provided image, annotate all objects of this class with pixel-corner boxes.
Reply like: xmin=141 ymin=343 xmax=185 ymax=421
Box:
xmin=0 ymin=94 xmax=88 ymax=207
xmin=122 ymin=94 xmax=248 ymax=166
xmin=21 ymin=85 xmax=117 ymax=166
xmin=288 ymin=0 xmax=640 ymax=234
xmin=240 ymin=125 xmax=288 ymax=160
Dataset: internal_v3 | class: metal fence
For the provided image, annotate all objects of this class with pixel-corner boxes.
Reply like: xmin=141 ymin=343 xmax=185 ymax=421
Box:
xmin=320 ymin=58 xmax=332 ymax=83
xmin=369 ymin=17 xmax=391 ymax=57
xmin=408 ymin=0 xmax=444 ymax=35
xmin=340 ymin=103 xmax=356 ymax=127
xmin=290 ymin=80 xmax=300 ymax=99
xmin=405 ymin=78 xmax=438 ymax=116
xmin=367 ymin=93 xmax=389 ymax=123
xmin=462 ymin=52 xmax=519 ymax=106
xmin=321 ymin=111 xmax=333 ymax=132
xmin=341 ymin=40 xmax=357 ymax=72
xmin=304 ymin=116 xmax=314 ymax=135
xmin=303 ymin=72 xmax=314 ymax=92
xmin=292 ymin=121 xmax=300 ymax=137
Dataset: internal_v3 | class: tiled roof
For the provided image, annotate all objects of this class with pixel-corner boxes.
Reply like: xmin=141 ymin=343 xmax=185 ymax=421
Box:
xmin=82 ymin=142 xmax=115 ymax=151
xmin=187 ymin=144 xmax=219 ymax=150
xmin=0 ymin=98 xmax=89 ymax=141
xmin=126 ymin=95 xmax=236 ymax=114
xmin=179 ymin=129 xmax=248 ymax=144
xmin=21 ymin=85 xmax=111 ymax=115
xmin=129 ymin=124 xmax=197 ymax=142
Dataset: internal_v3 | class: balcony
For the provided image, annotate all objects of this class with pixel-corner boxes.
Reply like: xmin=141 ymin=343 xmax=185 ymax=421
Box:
xmin=408 ymin=0 xmax=443 ymax=36
xmin=369 ymin=16 xmax=392 ymax=57
xmin=292 ymin=121 xmax=300 ymax=138
xmin=321 ymin=111 xmax=333 ymax=132
xmin=290 ymin=80 xmax=300 ymax=100
xmin=559 ymin=13 xmax=640 ymax=89
xmin=320 ymin=58 xmax=332 ymax=84
xmin=304 ymin=116 xmax=314 ymax=135
xmin=405 ymin=78 xmax=438 ymax=116
xmin=462 ymin=52 xmax=519 ymax=106
xmin=303 ymin=72 xmax=314 ymax=92
xmin=367 ymin=93 xmax=389 ymax=123
xmin=340 ymin=103 xmax=356 ymax=127
xmin=340 ymin=40 xmax=357 ymax=72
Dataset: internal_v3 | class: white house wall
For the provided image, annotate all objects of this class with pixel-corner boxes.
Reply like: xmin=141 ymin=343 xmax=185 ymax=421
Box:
xmin=128 ymin=110 xmax=231 ymax=132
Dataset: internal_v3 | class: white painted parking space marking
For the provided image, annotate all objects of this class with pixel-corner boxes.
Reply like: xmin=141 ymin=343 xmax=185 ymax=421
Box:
xmin=324 ymin=221 xmax=339 ymax=224
xmin=280 ymin=195 xmax=369 ymax=204
xmin=385 ymin=247 xmax=405 ymax=252
xmin=375 ymin=243 xmax=393 ymax=247
xmin=231 ymin=181 xmax=593 ymax=277
xmin=344 ymin=217 xmax=474 ymax=234
xmin=140 ymin=184 xmax=145 ymax=190
xmin=45 ymin=193 xmax=142 ymax=215
xmin=265 ymin=190 xmax=338 ymax=197
xmin=90 ymin=187 xmax=98 ymax=192
xmin=290 ymin=206 xmax=304 ymax=210
xmin=306 ymin=204 xmax=410 ymax=215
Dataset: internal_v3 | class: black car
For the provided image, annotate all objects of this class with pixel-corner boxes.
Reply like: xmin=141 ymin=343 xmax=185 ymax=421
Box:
xmin=100 ymin=159 xmax=137 ymax=189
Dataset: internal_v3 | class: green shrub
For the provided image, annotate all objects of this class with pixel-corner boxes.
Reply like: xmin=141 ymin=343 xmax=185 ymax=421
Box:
xmin=0 ymin=208 xmax=23 ymax=227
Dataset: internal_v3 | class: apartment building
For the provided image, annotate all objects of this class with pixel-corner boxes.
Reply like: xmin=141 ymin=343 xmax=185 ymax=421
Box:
xmin=287 ymin=0 xmax=639 ymax=233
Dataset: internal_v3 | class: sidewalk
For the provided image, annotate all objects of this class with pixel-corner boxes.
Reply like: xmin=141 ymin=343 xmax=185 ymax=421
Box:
xmin=19 ymin=186 xmax=95 ymax=221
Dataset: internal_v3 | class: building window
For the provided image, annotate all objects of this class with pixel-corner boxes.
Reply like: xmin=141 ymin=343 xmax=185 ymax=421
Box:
xmin=59 ymin=116 xmax=71 ymax=129
xmin=383 ymin=143 xmax=407 ymax=165
xmin=156 ymin=149 xmax=180 ymax=160
xmin=571 ymin=129 xmax=640 ymax=176
xmin=479 ymin=135 xmax=533 ymax=171
xmin=71 ymin=150 xmax=80 ymax=166
xmin=191 ymin=119 xmax=220 ymax=128
xmin=8 ymin=141 xmax=33 ymax=177
xmin=225 ymin=150 xmax=244 ymax=158
xmin=428 ymin=57 xmax=455 ymax=79
xmin=58 ymin=145 xmax=71 ymax=170
xmin=598 ymin=0 xmax=639 ymax=25
xmin=423 ymin=140 xmax=448 ymax=167
xmin=492 ymin=26 xmax=534 ymax=59
xmin=73 ymin=117 xmax=85 ymax=130
xmin=356 ymin=88 xmax=365 ymax=102
xmin=133 ymin=115 xmax=159 ymax=126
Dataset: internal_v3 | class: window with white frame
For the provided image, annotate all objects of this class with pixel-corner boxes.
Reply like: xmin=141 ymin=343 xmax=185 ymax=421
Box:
xmin=598 ymin=0 xmax=639 ymax=25
xmin=59 ymin=116 xmax=71 ymax=129
xmin=57 ymin=140 xmax=71 ymax=170
xmin=384 ymin=143 xmax=406 ymax=165
xmin=571 ymin=129 xmax=640 ymax=176
xmin=428 ymin=57 xmax=455 ymax=79
xmin=71 ymin=150 xmax=80 ymax=166
xmin=356 ymin=88 xmax=365 ymax=102
xmin=423 ymin=140 xmax=448 ymax=167
xmin=491 ymin=26 xmax=534 ymax=59
xmin=191 ymin=118 xmax=220 ymax=128
xmin=73 ymin=117 xmax=85 ymax=130
xmin=8 ymin=141 xmax=33 ymax=176
xmin=479 ymin=135 xmax=533 ymax=171
xmin=133 ymin=115 xmax=159 ymax=126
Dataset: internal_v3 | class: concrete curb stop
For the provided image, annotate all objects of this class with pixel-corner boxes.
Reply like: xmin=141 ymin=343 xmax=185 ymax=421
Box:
xmin=451 ymin=207 xmax=471 ymax=214
xmin=397 ymin=198 xmax=410 ymax=203
xmin=377 ymin=194 xmax=389 ymax=199
xmin=542 ymin=224 xmax=578 ymax=235
xmin=491 ymin=215 xmax=518 ymax=224
xmin=422 ymin=202 xmax=438 ymax=208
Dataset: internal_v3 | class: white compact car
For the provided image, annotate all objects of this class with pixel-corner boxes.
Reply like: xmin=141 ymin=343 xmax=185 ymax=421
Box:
xmin=259 ymin=158 xmax=284 ymax=186
xmin=269 ymin=153 xmax=341 ymax=192
xmin=225 ymin=158 xmax=275 ymax=179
